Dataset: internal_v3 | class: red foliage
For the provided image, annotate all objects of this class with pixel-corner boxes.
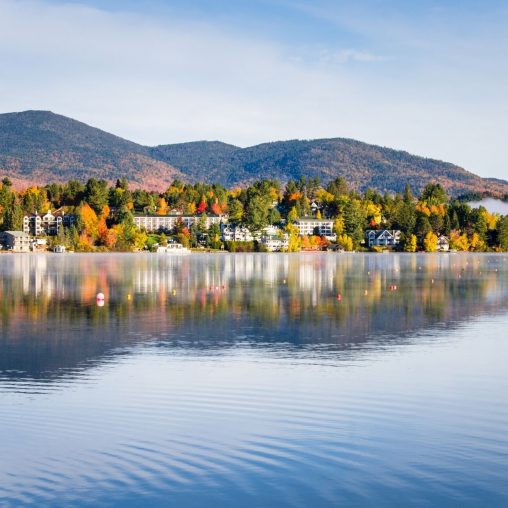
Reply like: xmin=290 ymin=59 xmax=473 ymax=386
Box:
xmin=196 ymin=201 xmax=207 ymax=214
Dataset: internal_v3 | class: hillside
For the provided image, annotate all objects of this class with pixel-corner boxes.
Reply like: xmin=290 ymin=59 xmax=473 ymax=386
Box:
xmin=0 ymin=111 xmax=184 ymax=189
xmin=153 ymin=138 xmax=508 ymax=197
xmin=1 ymin=110 xmax=507 ymax=197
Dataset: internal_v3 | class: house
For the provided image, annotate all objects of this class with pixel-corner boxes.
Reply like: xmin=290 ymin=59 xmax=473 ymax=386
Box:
xmin=437 ymin=235 xmax=450 ymax=252
xmin=221 ymin=225 xmax=254 ymax=242
xmin=0 ymin=231 xmax=31 ymax=252
xmin=310 ymin=201 xmax=322 ymax=214
xmin=53 ymin=245 xmax=66 ymax=253
xmin=23 ymin=209 xmax=76 ymax=236
xmin=261 ymin=233 xmax=289 ymax=252
xmin=365 ymin=230 xmax=401 ymax=248
xmin=134 ymin=214 xmax=227 ymax=233
xmin=295 ymin=218 xmax=334 ymax=237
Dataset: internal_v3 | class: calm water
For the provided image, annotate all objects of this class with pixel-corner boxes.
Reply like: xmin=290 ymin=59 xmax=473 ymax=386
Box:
xmin=1 ymin=253 xmax=507 ymax=507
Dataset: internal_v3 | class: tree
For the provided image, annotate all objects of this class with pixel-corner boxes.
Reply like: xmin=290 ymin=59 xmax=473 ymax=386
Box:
xmin=80 ymin=203 xmax=99 ymax=240
xmin=85 ymin=179 xmax=109 ymax=214
xmin=326 ymin=177 xmax=348 ymax=198
xmin=421 ymin=183 xmax=449 ymax=206
xmin=245 ymin=195 xmax=269 ymax=231
xmin=2 ymin=200 xmax=23 ymax=231
xmin=497 ymin=216 xmax=508 ymax=251
xmin=228 ymin=199 xmax=244 ymax=225
xmin=423 ymin=231 xmax=438 ymax=252
xmin=343 ymin=199 xmax=365 ymax=247
xmin=333 ymin=216 xmax=344 ymax=236
xmin=404 ymin=234 xmax=417 ymax=252
xmin=337 ymin=234 xmax=353 ymax=251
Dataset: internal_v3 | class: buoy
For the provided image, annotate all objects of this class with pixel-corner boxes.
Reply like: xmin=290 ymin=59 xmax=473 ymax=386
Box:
xmin=127 ymin=293 xmax=131 ymax=300
xmin=96 ymin=299 xmax=105 ymax=307
xmin=337 ymin=292 xmax=342 ymax=301
xmin=364 ymin=289 xmax=368 ymax=296
xmin=96 ymin=292 xmax=105 ymax=300
xmin=283 ymin=279 xmax=286 ymax=284
xmin=172 ymin=289 xmax=177 ymax=295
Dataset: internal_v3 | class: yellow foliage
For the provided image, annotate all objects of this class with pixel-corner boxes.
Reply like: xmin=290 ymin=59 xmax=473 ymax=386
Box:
xmin=450 ymin=230 xmax=469 ymax=251
xmin=156 ymin=198 xmax=169 ymax=215
xmin=423 ymin=231 xmax=438 ymax=252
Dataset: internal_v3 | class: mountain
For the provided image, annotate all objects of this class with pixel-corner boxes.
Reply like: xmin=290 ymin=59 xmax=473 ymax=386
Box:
xmin=0 ymin=110 xmax=184 ymax=189
xmin=1 ymin=110 xmax=507 ymax=197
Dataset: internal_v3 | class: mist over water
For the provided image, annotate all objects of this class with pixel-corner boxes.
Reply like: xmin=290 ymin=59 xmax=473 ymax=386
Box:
xmin=1 ymin=253 xmax=507 ymax=507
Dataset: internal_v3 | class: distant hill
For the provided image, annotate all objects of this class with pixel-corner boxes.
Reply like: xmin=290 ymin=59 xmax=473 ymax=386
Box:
xmin=1 ymin=110 xmax=507 ymax=197
xmin=0 ymin=111 xmax=184 ymax=189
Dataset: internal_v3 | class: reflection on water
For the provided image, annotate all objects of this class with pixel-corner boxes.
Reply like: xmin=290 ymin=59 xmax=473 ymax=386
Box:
xmin=1 ymin=253 xmax=508 ymax=507
xmin=0 ymin=253 xmax=506 ymax=379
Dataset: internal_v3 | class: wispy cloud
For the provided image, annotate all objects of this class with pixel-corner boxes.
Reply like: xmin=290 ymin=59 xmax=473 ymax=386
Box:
xmin=0 ymin=0 xmax=507 ymax=179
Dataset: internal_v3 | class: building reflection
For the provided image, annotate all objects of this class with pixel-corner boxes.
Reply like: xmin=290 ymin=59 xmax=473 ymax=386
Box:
xmin=0 ymin=253 xmax=507 ymax=380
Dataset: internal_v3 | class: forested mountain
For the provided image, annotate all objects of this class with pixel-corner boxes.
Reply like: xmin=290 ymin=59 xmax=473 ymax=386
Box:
xmin=1 ymin=110 xmax=507 ymax=197
xmin=0 ymin=111 xmax=184 ymax=188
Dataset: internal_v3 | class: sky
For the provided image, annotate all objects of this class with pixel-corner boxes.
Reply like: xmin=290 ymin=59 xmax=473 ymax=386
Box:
xmin=0 ymin=0 xmax=507 ymax=179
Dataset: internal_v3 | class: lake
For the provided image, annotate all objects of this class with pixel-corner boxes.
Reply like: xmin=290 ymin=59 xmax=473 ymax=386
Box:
xmin=1 ymin=252 xmax=507 ymax=507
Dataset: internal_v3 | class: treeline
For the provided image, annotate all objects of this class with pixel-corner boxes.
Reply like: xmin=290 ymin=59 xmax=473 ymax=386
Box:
xmin=0 ymin=175 xmax=507 ymax=252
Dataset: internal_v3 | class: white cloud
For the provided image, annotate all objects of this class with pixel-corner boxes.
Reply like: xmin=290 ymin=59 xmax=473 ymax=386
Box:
xmin=0 ymin=0 xmax=506 ymax=179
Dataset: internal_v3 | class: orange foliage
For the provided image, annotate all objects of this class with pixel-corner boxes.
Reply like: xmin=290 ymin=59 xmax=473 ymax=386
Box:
xmin=210 ymin=202 xmax=223 ymax=215
xmin=80 ymin=203 xmax=99 ymax=239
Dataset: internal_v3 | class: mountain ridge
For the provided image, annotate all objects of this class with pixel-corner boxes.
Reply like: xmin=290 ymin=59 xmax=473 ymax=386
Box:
xmin=1 ymin=110 xmax=506 ymax=197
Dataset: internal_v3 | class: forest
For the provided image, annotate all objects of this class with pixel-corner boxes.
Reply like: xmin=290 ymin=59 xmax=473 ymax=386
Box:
xmin=0 ymin=175 xmax=507 ymax=252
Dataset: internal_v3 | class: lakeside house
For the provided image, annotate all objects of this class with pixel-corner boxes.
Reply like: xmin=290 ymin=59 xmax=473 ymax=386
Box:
xmin=220 ymin=224 xmax=289 ymax=251
xmin=261 ymin=234 xmax=289 ymax=252
xmin=365 ymin=229 xmax=402 ymax=248
xmin=221 ymin=225 xmax=254 ymax=242
xmin=437 ymin=235 xmax=450 ymax=252
xmin=0 ymin=231 xmax=31 ymax=252
xmin=295 ymin=218 xmax=335 ymax=238
xmin=134 ymin=213 xmax=227 ymax=233
xmin=23 ymin=209 xmax=76 ymax=236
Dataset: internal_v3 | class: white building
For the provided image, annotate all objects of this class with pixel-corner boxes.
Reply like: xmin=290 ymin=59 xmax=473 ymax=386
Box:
xmin=261 ymin=233 xmax=289 ymax=252
xmin=221 ymin=225 xmax=254 ymax=242
xmin=23 ymin=209 xmax=76 ymax=236
xmin=134 ymin=214 xmax=227 ymax=232
xmin=0 ymin=231 xmax=31 ymax=252
xmin=295 ymin=218 xmax=334 ymax=237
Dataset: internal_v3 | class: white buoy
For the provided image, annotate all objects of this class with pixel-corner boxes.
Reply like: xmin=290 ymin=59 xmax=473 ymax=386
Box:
xmin=96 ymin=292 xmax=105 ymax=300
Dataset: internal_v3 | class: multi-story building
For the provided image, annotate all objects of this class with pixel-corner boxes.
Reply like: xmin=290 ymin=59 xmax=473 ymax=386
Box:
xmin=134 ymin=214 xmax=227 ymax=233
xmin=0 ymin=231 xmax=31 ymax=252
xmin=295 ymin=218 xmax=334 ymax=237
xmin=23 ymin=209 xmax=76 ymax=236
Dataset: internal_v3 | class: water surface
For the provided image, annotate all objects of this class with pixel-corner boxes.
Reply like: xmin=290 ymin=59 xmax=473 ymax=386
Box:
xmin=1 ymin=253 xmax=507 ymax=507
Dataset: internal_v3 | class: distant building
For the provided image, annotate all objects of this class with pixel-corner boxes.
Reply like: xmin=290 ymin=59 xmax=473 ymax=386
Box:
xmin=221 ymin=225 xmax=254 ymax=242
xmin=23 ymin=209 xmax=76 ymax=236
xmin=0 ymin=231 xmax=31 ymax=252
xmin=134 ymin=214 xmax=227 ymax=233
xmin=261 ymin=233 xmax=289 ymax=252
xmin=365 ymin=229 xmax=401 ymax=248
xmin=53 ymin=245 xmax=66 ymax=253
xmin=295 ymin=218 xmax=334 ymax=237
xmin=437 ymin=235 xmax=450 ymax=252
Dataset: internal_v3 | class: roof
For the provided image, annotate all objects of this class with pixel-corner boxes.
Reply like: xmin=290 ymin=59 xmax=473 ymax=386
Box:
xmin=296 ymin=217 xmax=333 ymax=223
xmin=3 ymin=230 xmax=30 ymax=237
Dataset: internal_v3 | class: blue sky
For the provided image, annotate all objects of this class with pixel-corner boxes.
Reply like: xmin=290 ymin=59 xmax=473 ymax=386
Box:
xmin=0 ymin=0 xmax=507 ymax=179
